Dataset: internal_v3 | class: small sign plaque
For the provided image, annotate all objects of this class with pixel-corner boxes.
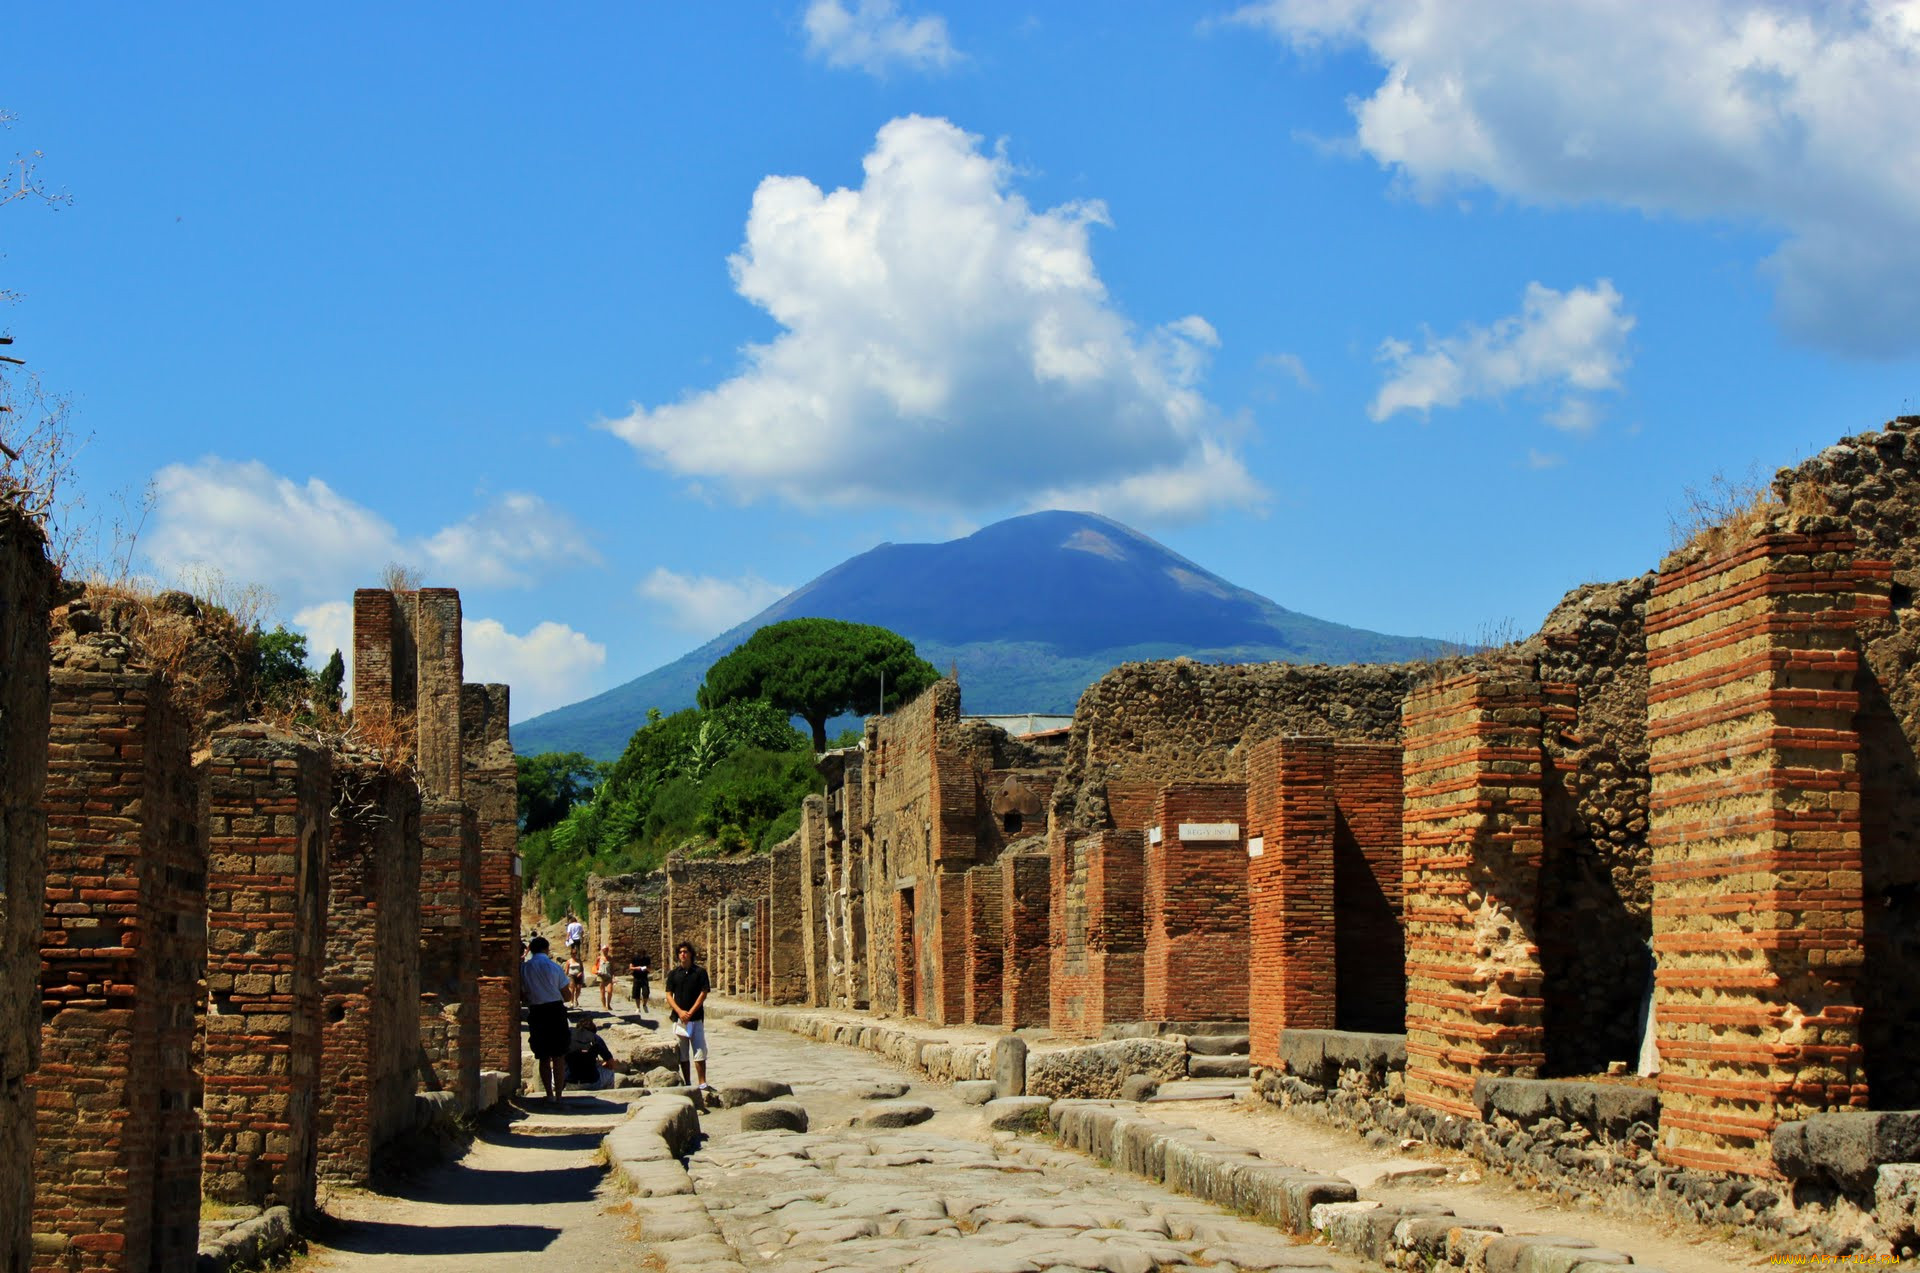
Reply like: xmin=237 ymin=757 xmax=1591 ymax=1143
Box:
xmin=621 ymin=906 xmax=645 ymax=915
xmin=1179 ymin=822 xmax=1240 ymax=842
xmin=1247 ymin=836 xmax=1265 ymax=858
xmin=1147 ymin=826 xmax=1163 ymax=845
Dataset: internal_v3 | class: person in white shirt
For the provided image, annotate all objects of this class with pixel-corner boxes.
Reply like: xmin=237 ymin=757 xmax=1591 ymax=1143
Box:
xmin=565 ymin=915 xmax=586 ymax=960
xmin=521 ymin=936 xmax=574 ymax=1102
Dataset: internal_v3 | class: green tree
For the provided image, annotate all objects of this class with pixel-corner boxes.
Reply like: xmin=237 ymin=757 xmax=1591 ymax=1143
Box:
xmin=516 ymin=751 xmax=604 ymax=833
xmin=254 ymin=625 xmax=311 ymax=707
xmin=316 ymin=648 xmax=345 ymax=714
xmin=698 ymin=618 xmax=938 ymax=750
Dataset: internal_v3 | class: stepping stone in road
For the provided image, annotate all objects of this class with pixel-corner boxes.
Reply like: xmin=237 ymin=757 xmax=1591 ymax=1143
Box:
xmin=739 ymin=1101 xmax=809 ymax=1132
xmin=849 ymin=1080 xmax=910 ymax=1100
xmin=954 ymin=1080 xmax=996 ymax=1105
xmin=717 ymin=1076 xmax=793 ymax=1107
xmin=853 ymin=1100 xmax=935 ymax=1128
xmin=982 ymin=1096 xmax=1052 ymax=1131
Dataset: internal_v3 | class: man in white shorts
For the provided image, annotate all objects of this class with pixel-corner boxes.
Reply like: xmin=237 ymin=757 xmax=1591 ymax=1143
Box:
xmin=664 ymin=941 xmax=711 ymax=1090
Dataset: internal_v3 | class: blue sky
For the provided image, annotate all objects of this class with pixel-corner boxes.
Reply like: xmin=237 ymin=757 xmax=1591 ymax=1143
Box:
xmin=6 ymin=2 xmax=1919 ymax=721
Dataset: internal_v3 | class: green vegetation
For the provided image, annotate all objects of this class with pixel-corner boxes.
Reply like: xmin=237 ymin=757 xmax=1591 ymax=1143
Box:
xmin=252 ymin=624 xmax=344 ymax=719
xmin=699 ymin=617 xmax=938 ymax=750
xmin=518 ymin=699 xmax=822 ymax=922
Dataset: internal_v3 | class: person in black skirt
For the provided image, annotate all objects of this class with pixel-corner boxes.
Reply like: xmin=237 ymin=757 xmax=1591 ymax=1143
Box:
xmin=630 ymin=951 xmax=652 ymax=1014
xmin=521 ymin=936 xmax=574 ymax=1101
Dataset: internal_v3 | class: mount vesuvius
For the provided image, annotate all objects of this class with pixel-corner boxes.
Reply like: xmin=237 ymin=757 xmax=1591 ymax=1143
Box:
xmin=515 ymin=510 xmax=1441 ymax=759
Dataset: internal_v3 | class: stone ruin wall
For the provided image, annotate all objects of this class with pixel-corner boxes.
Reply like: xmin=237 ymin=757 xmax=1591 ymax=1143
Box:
xmin=460 ymin=683 xmax=520 ymax=1087
xmin=587 ymin=870 xmax=665 ymax=979
xmin=0 ymin=508 xmax=50 ymax=1273
xmin=664 ymin=854 xmax=770 ymax=978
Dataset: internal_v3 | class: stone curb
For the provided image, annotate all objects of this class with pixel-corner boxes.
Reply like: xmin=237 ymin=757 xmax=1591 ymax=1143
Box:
xmin=601 ymin=1093 xmax=748 ymax=1272
xmin=195 ymin=1206 xmax=294 ymax=1273
xmin=1044 ymin=1100 xmax=1665 ymax=1273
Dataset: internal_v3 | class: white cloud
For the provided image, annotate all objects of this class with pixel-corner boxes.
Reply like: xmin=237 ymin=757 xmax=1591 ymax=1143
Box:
xmin=1258 ymin=351 xmax=1315 ymax=390
xmin=638 ymin=567 xmax=791 ymax=636
xmin=804 ymin=0 xmax=959 ymax=75
xmin=462 ymin=618 xmax=607 ymax=721
xmin=1227 ymin=0 xmax=1920 ymax=356
xmin=293 ymin=599 xmax=354 ymax=673
xmin=146 ymin=458 xmax=595 ymax=608
xmin=1368 ymin=280 xmax=1634 ymax=429
xmin=603 ymin=115 xmax=1262 ymax=523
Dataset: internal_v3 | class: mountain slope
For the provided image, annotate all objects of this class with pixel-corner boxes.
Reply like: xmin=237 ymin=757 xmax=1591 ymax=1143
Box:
xmin=516 ymin=510 xmax=1439 ymax=759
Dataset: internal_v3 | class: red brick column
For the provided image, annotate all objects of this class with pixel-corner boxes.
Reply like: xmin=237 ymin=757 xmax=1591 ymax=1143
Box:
xmin=1402 ymin=672 xmax=1546 ymax=1119
xmin=461 ymin=683 xmax=520 ymax=1088
xmin=418 ymin=800 xmax=480 ymax=1110
xmin=0 ymin=510 xmax=49 ymax=1273
xmin=1142 ymin=782 xmax=1248 ymax=1024
xmin=34 ymin=634 xmax=200 ymax=1273
xmin=317 ymin=763 xmax=419 ymax=1184
xmin=963 ymin=862 xmax=1004 ymax=1025
xmin=1001 ymin=850 xmax=1050 ymax=1027
xmin=1245 ymin=737 xmax=1336 ymax=1070
xmin=1647 ymin=523 xmax=1882 ymax=1175
xmin=1332 ymin=743 xmax=1407 ymax=1032
xmin=201 ymin=726 xmax=331 ymax=1213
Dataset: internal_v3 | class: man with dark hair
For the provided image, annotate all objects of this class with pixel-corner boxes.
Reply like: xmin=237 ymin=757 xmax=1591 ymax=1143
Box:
xmin=521 ymin=935 xmax=573 ymax=1102
xmin=664 ymin=941 xmax=711 ymax=1091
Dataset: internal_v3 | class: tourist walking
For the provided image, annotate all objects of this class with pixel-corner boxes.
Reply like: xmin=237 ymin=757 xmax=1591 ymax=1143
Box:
xmin=565 ymin=913 xmax=585 ymax=959
xmin=595 ymin=943 xmax=616 ymax=1011
xmin=631 ymin=951 xmax=652 ymax=1014
xmin=521 ymin=936 xmax=573 ymax=1103
xmin=565 ymin=951 xmax=585 ymax=1006
xmin=664 ymin=941 xmax=711 ymax=1091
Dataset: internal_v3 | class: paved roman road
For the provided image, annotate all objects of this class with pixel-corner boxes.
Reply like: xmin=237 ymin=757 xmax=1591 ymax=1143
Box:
xmin=305 ymin=998 xmax=1368 ymax=1272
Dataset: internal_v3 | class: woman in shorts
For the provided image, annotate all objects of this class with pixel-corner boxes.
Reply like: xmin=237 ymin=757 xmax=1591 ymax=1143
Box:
xmin=595 ymin=944 xmax=616 ymax=1011
xmin=566 ymin=953 xmax=585 ymax=1006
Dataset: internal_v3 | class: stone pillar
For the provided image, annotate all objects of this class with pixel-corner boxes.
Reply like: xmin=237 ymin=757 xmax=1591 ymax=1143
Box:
xmin=461 ymin=683 xmax=520 ymax=1089
xmin=1000 ymin=849 xmax=1051 ymax=1028
xmin=200 ymin=727 xmax=330 ymax=1214
xmin=798 ymin=796 xmax=829 ymax=1005
xmin=418 ymin=800 xmax=480 ymax=1110
xmin=0 ymin=508 xmax=49 ymax=1273
xmin=317 ymin=762 xmax=419 ymax=1184
xmin=1142 ymin=782 xmax=1248 ymax=1024
xmin=768 ymin=837 xmax=806 ymax=1004
xmin=1402 ymin=670 xmax=1547 ymax=1119
xmin=1647 ymin=521 xmax=1880 ymax=1175
xmin=1245 ymin=737 xmax=1336 ymax=1070
xmin=962 ymin=861 xmax=1004 ymax=1025
xmin=412 ymin=590 xmax=462 ymax=802
xmin=754 ymin=896 xmax=771 ymax=1000
xmin=34 ymin=628 xmax=199 ymax=1273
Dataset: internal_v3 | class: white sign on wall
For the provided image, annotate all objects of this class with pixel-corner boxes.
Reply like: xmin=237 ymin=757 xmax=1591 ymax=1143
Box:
xmin=1247 ymin=836 xmax=1265 ymax=858
xmin=1179 ymin=822 xmax=1240 ymax=842
xmin=1147 ymin=826 xmax=1163 ymax=844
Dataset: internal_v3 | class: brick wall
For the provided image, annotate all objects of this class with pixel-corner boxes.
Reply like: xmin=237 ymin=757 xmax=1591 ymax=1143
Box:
xmin=797 ymin=795 xmax=829 ymax=1006
xmin=34 ymin=632 xmax=200 ymax=1272
xmin=0 ymin=507 xmax=49 ymax=1273
xmin=317 ymin=762 xmax=418 ymax=1185
xmin=1246 ymin=737 xmax=1335 ymax=1068
xmin=418 ymin=800 xmax=480 ymax=1111
xmin=1142 ymin=782 xmax=1248 ymax=1024
xmin=767 ymin=834 xmax=806 ymax=1005
xmin=1331 ymin=743 xmax=1406 ymax=1033
xmin=1049 ymin=830 xmax=1144 ymax=1040
xmin=412 ymin=591 xmax=462 ymax=801
xmin=201 ymin=727 xmax=330 ymax=1213
xmin=1001 ymin=849 xmax=1050 ymax=1027
xmin=460 ymin=683 xmax=519 ymax=1086
xmin=962 ymin=861 xmax=1003 ymax=1024
xmin=1646 ymin=521 xmax=1880 ymax=1174
xmin=1401 ymin=671 xmax=1546 ymax=1120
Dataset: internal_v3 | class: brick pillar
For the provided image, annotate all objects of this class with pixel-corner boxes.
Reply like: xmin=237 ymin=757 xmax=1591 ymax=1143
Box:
xmin=0 ymin=509 xmax=49 ymax=1273
xmin=1331 ymin=743 xmax=1407 ymax=1033
xmin=461 ymin=683 xmax=520 ymax=1089
xmin=350 ymin=588 xmax=405 ymax=723
xmin=768 ymin=837 xmax=806 ymax=1004
xmin=1646 ymin=522 xmax=1880 ymax=1175
xmin=963 ymin=861 xmax=1004 ymax=1025
xmin=798 ymin=796 xmax=828 ymax=1005
xmin=1402 ymin=671 xmax=1546 ymax=1119
xmin=755 ymin=896 xmax=771 ymax=1000
xmin=1001 ymin=850 xmax=1051 ymax=1027
xmin=201 ymin=727 xmax=330 ymax=1214
xmin=418 ymin=800 xmax=480 ymax=1110
xmin=1245 ymin=737 xmax=1336 ymax=1070
xmin=1086 ymin=830 xmax=1147 ymax=1036
xmin=413 ymin=590 xmax=462 ymax=801
xmin=933 ymin=868 xmax=969 ymax=1025
xmin=317 ymin=763 xmax=419 ymax=1184
xmin=34 ymin=632 xmax=199 ymax=1273
xmin=1142 ymin=783 xmax=1248 ymax=1024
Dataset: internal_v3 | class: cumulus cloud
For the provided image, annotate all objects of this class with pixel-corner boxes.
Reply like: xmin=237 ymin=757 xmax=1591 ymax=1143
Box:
xmin=638 ymin=567 xmax=792 ymax=635
xmin=146 ymin=458 xmax=595 ymax=607
xmin=462 ymin=618 xmax=608 ymax=721
xmin=293 ymin=599 xmax=354 ymax=674
xmin=1368 ymin=280 xmax=1634 ymax=429
xmin=1226 ymin=0 xmax=1920 ymax=356
xmin=603 ymin=115 xmax=1261 ymax=523
xmin=804 ymin=0 xmax=959 ymax=75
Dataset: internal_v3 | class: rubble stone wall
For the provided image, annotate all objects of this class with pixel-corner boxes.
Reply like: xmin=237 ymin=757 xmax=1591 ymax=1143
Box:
xmin=35 ymin=631 xmax=200 ymax=1272
xmin=0 ymin=508 xmax=49 ymax=1273
xmin=317 ymin=763 xmax=419 ymax=1185
xmin=200 ymin=727 xmax=330 ymax=1213
xmin=768 ymin=835 xmax=806 ymax=1005
xmin=664 ymin=855 xmax=770 ymax=972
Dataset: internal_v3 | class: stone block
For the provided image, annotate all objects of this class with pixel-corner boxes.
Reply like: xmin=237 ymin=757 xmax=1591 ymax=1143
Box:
xmin=993 ymin=1034 xmax=1028 ymax=1098
xmin=739 ymin=1101 xmax=808 ymax=1132
xmin=955 ymin=1080 xmax=996 ymax=1105
xmin=1776 ymin=1111 xmax=1920 ymax=1194
xmin=982 ymin=1096 xmax=1052 ymax=1131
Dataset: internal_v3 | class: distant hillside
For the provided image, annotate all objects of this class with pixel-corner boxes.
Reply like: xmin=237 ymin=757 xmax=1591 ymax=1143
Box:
xmin=515 ymin=510 xmax=1441 ymax=759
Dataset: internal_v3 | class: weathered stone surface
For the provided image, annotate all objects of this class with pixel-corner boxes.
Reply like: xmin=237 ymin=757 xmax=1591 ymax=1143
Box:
xmin=715 ymin=1076 xmax=792 ymax=1108
xmin=853 ymin=1101 xmax=935 ymax=1129
xmin=1188 ymin=1053 xmax=1250 ymax=1079
xmin=1027 ymin=1038 xmax=1186 ymax=1100
xmin=1120 ymin=1074 xmax=1161 ymax=1102
xmin=738 ymin=1101 xmax=809 ymax=1132
xmin=982 ymin=1096 xmax=1052 ymax=1131
xmin=954 ymin=1079 xmax=996 ymax=1105
xmin=849 ymin=1080 xmax=911 ymax=1101
xmin=1776 ymin=1111 xmax=1920 ymax=1193
xmin=993 ymin=1034 xmax=1028 ymax=1098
